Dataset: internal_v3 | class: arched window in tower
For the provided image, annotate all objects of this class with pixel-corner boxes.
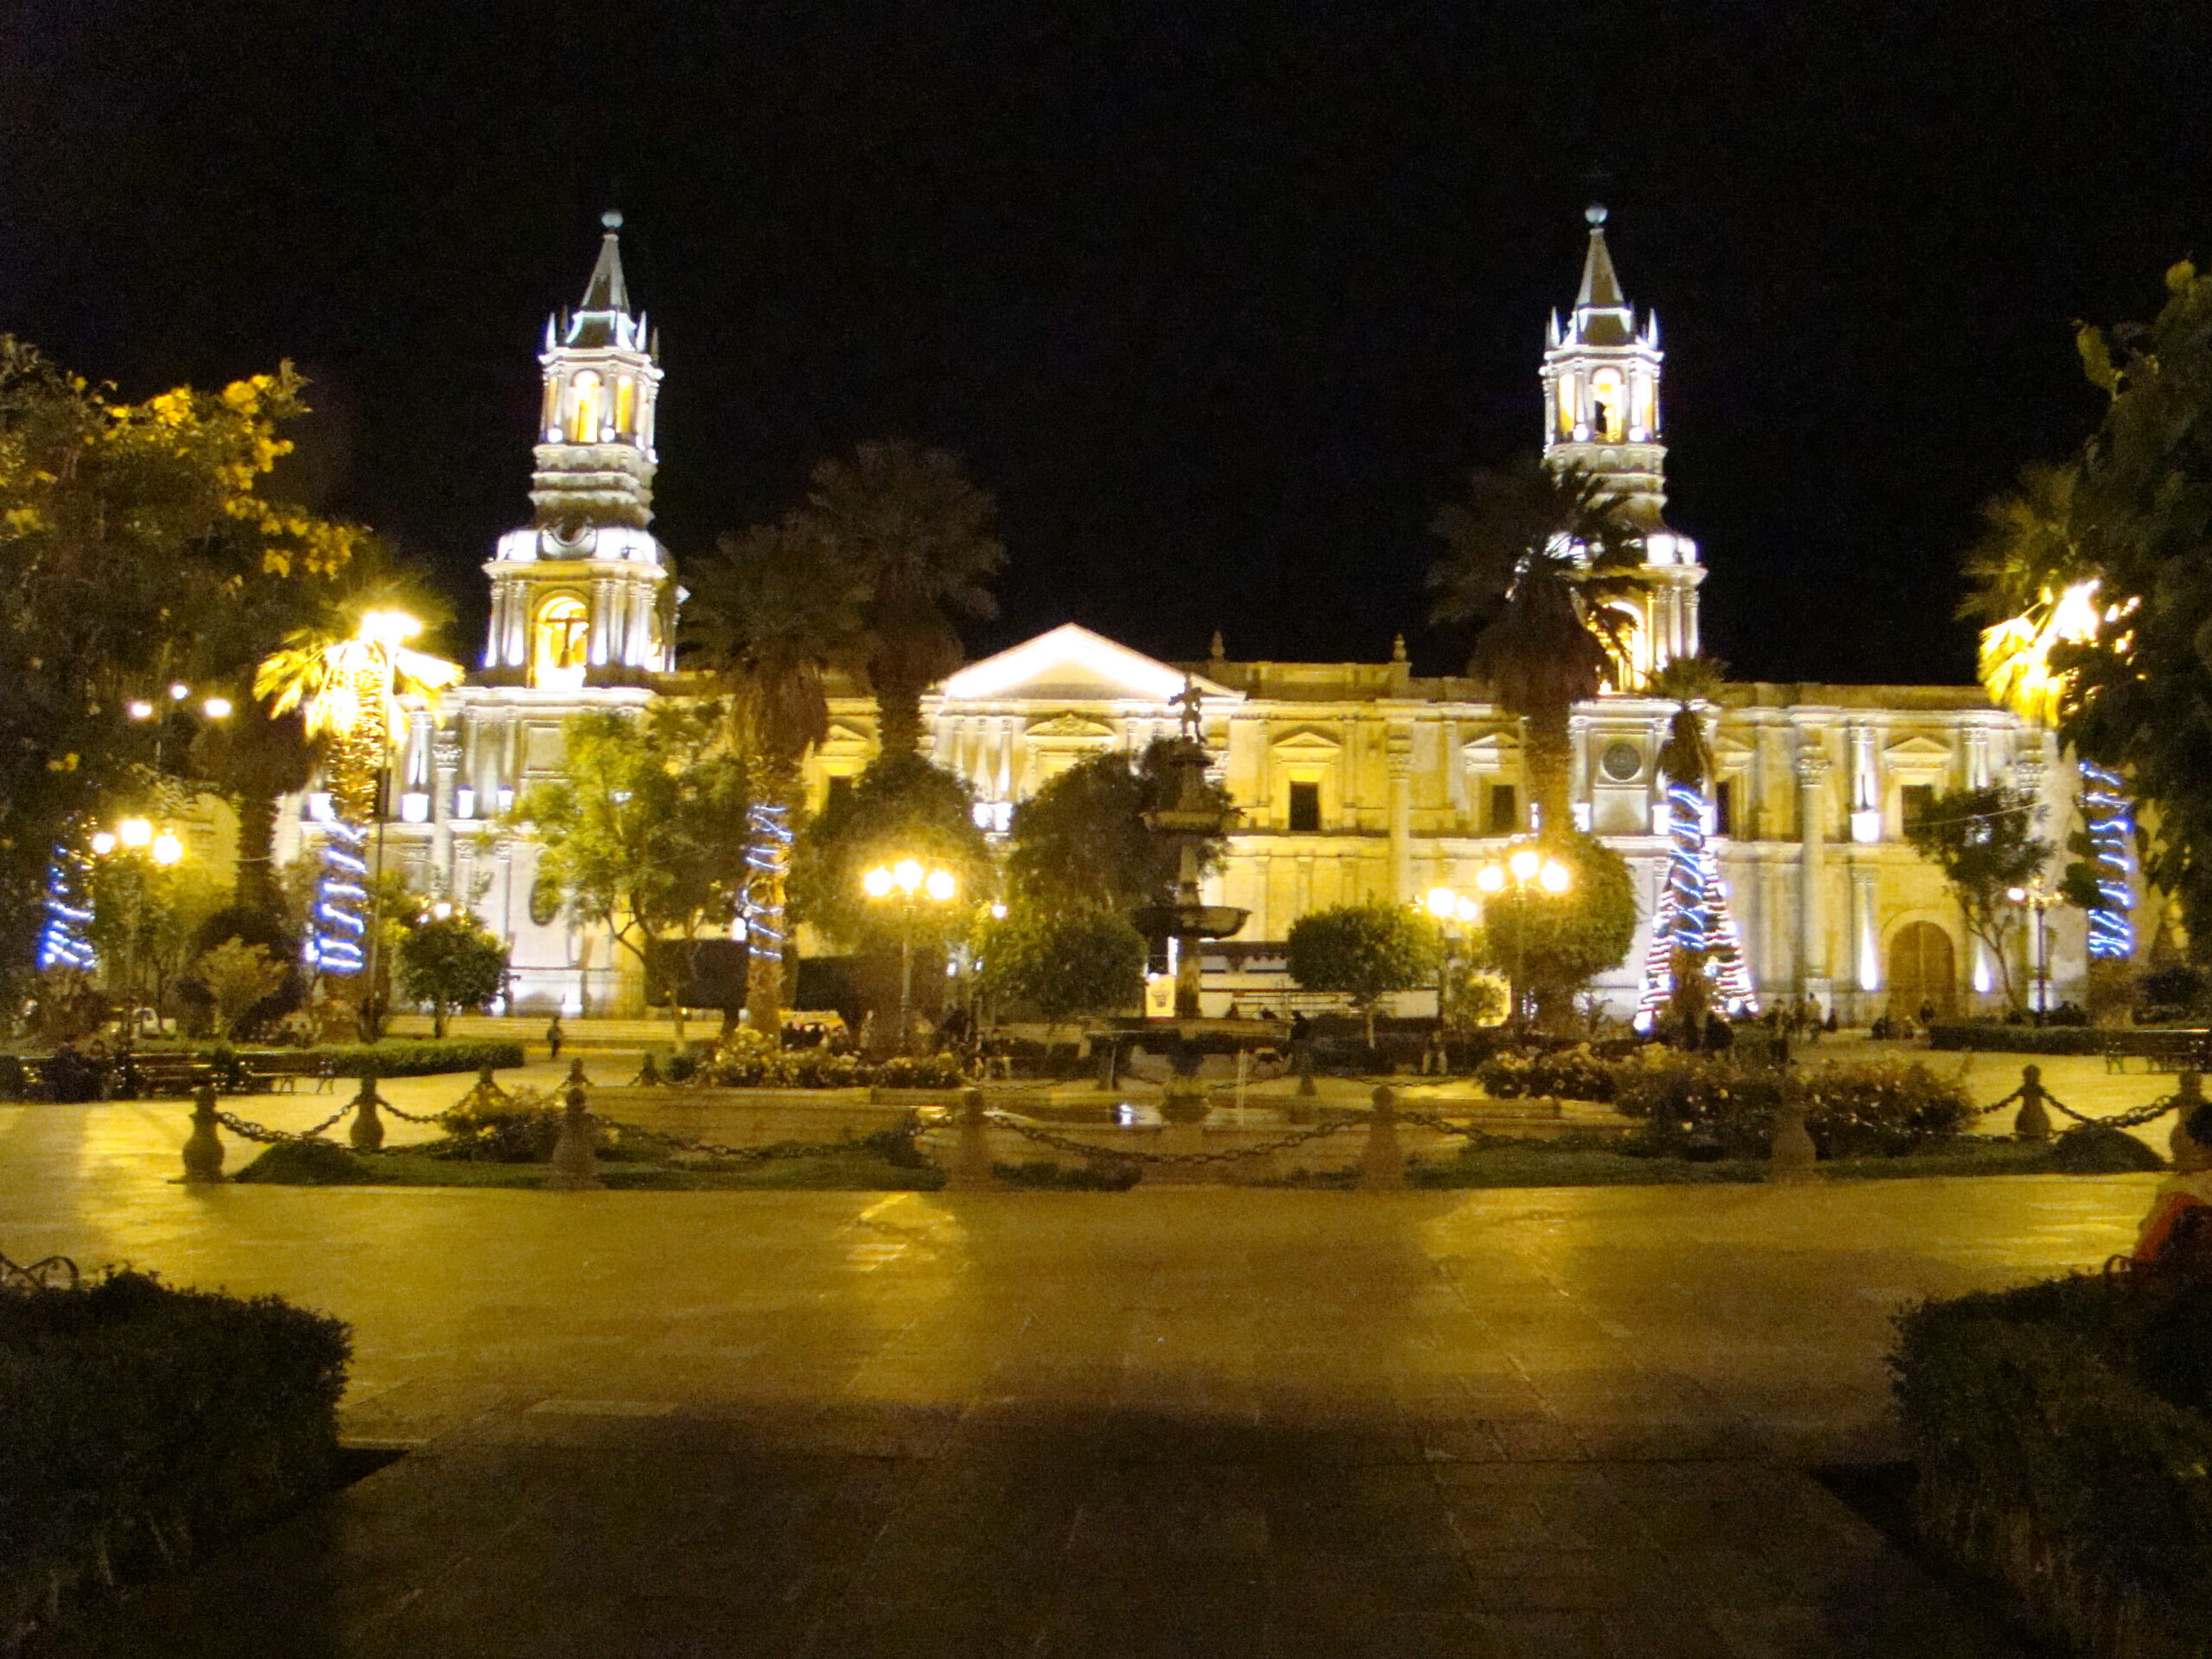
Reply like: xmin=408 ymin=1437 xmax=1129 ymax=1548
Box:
xmin=1635 ymin=373 xmax=1658 ymax=438
xmin=540 ymin=378 xmax=560 ymax=442
xmin=567 ymin=372 xmax=603 ymax=444
xmin=1591 ymin=370 xmax=1626 ymax=442
xmin=533 ymin=594 xmax=591 ymax=689
xmin=613 ymin=374 xmax=636 ymax=438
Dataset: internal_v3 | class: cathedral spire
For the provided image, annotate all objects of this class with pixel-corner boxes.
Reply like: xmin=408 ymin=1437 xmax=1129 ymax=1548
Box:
xmin=579 ymin=210 xmax=631 ymax=315
xmin=1539 ymin=205 xmax=1703 ymax=679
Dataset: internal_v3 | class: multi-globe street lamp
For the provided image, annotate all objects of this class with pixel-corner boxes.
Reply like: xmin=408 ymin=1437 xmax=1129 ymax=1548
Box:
xmin=862 ymin=859 xmax=958 ymax=1052
xmin=90 ymin=817 xmax=185 ymax=1037
xmin=1474 ymin=844 xmax=1571 ymax=1035
xmin=2007 ymin=876 xmax=2062 ymax=1023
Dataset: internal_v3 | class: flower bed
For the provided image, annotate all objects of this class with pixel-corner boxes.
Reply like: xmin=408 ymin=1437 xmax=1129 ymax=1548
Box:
xmin=1893 ymin=1274 xmax=2212 ymax=1657
xmin=0 ymin=1271 xmax=350 ymax=1648
xmin=1477 ymin=1046 xmax=1973 ymax=1157
xmin=694 ymin=1029 xmax=963 ymax=1090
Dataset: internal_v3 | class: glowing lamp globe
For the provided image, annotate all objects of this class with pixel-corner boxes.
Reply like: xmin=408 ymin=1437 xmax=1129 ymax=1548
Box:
xmin=118 ymin=818 xmax=153 ymax=849
xmin=924 ymin=868 xmax=957 ymax=902
xmin=1509 ymin=848 xmax=1540 ymax=882
xmin=893 ymin=858 xmax=924 ymax=893
xmin=1476 ymin=866 xmax=1506 ymax=893
xmin=1538 ymin=860 xmax=1570 ymax=894
xmin=862 ymin=867 xmax=894 ymax=899
xmin=149 ymin=830 xmax=184 ymax=868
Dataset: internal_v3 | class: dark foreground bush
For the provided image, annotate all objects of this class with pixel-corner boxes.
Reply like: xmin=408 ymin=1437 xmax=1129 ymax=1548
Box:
xmin=1894 ymin=1274 xmax=2212 ymax=1657
xmin=232 ymin=1140 xmax=380 ymax=1185
xmin=2050 ymin=1122 xmax=2168 ymax=1173
xmin=302 ymin=1040 xmax=525 ymax=1077
xmin=0 ymin=1271 xmax=350 ymax=1649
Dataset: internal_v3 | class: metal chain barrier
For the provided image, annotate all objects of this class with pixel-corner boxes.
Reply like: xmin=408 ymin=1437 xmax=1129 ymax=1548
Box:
xmin=0 ymin=1250 xmax=80 ymax=1290
xmin=979 ymin=1109 xmax=1357 ymax=1166
xmin=594 ymin=1114 xmax=927 ymax=1166
xmin=212 ymin=1104 xmax=354 ymax=1145
xmin=1399 ymin=1108 xmax=1508 ymax=1141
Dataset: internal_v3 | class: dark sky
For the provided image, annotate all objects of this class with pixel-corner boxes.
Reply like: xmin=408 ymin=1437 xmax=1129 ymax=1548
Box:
xmin=3 ymin=2 xmax=2206 ymax=686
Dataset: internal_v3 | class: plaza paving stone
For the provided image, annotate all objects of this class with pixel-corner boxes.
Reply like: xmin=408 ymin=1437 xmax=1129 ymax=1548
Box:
xmin=0 ymin=1057 xmax=2171 ymax=1655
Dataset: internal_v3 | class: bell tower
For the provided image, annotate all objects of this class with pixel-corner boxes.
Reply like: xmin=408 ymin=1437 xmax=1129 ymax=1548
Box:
xmin=482 ymin=212 xmax=677 ymax=690
xmin=1541 ymin=205 xmax=1702 ymax=678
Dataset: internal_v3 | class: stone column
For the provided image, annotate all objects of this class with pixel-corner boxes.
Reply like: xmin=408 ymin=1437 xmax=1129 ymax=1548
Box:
xmin=1850 ymin=862 xmax=1880 ymax=1007
xmin=1567 ymin=715 xmax=1592 ymax=832
xmin=1796 ymin=747 xmax=1832 ymax=1001
xmin=1386 ymin=732 xmax=1414 ymax=904
xmin=589 ymin=577 xmax=616 ymax=665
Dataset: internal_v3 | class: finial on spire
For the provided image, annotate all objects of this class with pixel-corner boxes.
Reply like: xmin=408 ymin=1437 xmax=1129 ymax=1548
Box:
xmin=601 ymin=208 xmax=624 ymax=232
xmin=1391 ymin=633 xmax=1408 ymax=664
xmin=1209 ymin=630 xmax=1225 ymax=662
xmin=1586 ymin=202 xmax=1608 ymax=227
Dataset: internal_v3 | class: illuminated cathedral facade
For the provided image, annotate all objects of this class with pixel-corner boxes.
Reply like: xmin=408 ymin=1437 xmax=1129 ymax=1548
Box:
xmin=296 ymin=209 xmax=2094 ymax=1022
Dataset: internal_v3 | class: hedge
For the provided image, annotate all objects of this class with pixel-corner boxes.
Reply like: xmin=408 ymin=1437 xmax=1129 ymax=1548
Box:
xmin=1923 ymin=1023 xmax=2112 ymax=1055
xmin=1893 ymin=1274 xmax=2212 ymax=1657
xmin=0 ymin=1271 xmax=350 ymax=1648
xmin=266 ymin=1040 xmax=526 ymax=1078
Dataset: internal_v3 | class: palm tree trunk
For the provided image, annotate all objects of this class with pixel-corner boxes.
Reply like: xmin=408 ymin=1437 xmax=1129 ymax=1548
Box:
xmin=874 ymin=675 xmax=925 ymax=760
xmin=744 ymin=758 xmax=797 ymax=1038
xmin=1525 ymin=703 xmax=1574 ymax=840
xmin=232 ymin=793 xmax=280 ymax=913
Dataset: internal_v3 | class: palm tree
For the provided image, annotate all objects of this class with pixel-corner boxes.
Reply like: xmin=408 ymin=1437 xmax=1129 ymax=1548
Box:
xmin=1965 ymin=461 xmax=2139 ymax=987
xmin=1643 ymin=656 xmax=1739 ymax=1036
xmin=188 ymin=680 xmax=316 ymax=913
xmin=1428 ymin=456 xmax=1651 ymax=839
xmin=793 ymin=441 xmax=1005 ymax=760
xmin=254 ymin=607 xmax=462 ymax=820
xmin=684 ymin=519 xmax=868 ymax=1033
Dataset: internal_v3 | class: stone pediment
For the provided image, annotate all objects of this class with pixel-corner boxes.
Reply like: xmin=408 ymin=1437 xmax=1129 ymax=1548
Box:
xmin=1270 ymin=725 xmax=1344 ymax=755
xmin=1883 ymin=734 xmax=1955 ymax=767
xmin=938 ymin=623 xmax=1238 ymax=707
xmin=821 ymin=721 xmax=874 ymax=752
xmin=1461 ymin=730 xmax=1520 ymax=765
xmin=1025 ymin=712 xmax=1120 ymax=741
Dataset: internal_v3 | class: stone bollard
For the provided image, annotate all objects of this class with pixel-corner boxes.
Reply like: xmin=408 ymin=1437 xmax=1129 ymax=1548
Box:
xmin=2168 ymin=1071 xmax=2209 ymax=1164
xmin=181 ymin=1081 xmax=225 ymax=1184
xmin=1767 ymin=1099 xmax=1820 ymax=1184
xmin=1295 ymin=1039 xmax=1318 ymax=1099
xmin=547 ymin=1084 xmax=601 ymax=1191
xmin=1357 ymin=1084 xmax=1406 ymax=1192
xmin=2012 ymin=1064 xmax=2053 ymax=1142
xmin=347 ymin=1074 xmax=386 ymax=1153
xmin=944 ymin=1087 xmax=1001 ymax=1192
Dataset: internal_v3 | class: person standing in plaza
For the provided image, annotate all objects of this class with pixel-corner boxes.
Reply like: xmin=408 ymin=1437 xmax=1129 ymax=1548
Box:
xmin=546 ymin=1014 xmax=564 ymax=1061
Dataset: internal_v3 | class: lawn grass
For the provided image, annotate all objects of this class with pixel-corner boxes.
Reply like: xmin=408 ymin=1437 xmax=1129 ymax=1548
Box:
xmin=1395 ymin=1135 xmax=2077 ymax=1190
xmin=232 ymin=1143 xmax=944 ymax=1191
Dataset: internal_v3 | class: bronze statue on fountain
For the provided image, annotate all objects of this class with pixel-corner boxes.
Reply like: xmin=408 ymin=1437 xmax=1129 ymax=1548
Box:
xmin=1127 ymin=677 xmax=1248 ymax=1123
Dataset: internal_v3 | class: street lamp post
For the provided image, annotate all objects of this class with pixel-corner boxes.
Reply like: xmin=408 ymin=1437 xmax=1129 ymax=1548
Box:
xmin=862 ymin=859 xmax=958 ymax=1053
xmin=90 ymin=817 xmax=184 ymax=1039
xmin=1474 ymin=844 xmax=1571 ymax=1038
xmin=2007 ymin=878 xmax=2061 ymax=1023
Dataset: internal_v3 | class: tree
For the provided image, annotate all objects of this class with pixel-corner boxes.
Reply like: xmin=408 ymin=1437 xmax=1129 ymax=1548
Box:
xmin=683 ymin=519 xmax=868 ymax=1035
xmin=975 ymin=904 xmax=1147 ymax=1054
xmin=791 ymin=441 xmax=1005 ymax=759
xmin=1285 ymin=900 xmax=1441 ymax=1046
xmin=1427 ymin=456 xmax=1650 ymax=838
xmin=1637 ymin=658 xmax=1756 ymax=1035
xmin=188 ymin=687 xmax=317 ymax=914
xmin=396 ymin=909 xmax=510 ymax=1037
xmin=192 ymin=938 xmax=289 ymax=1040
xmin=1005 ymin=740 xmax=1233 ymax=912
xmin=86 ymin=857 xmax=226 ymax=1027
xmin=790 ymin=752 xmax=996 ymax=957
xmin=517 ymin=704 xmax=750 ymax=1040
xmin=2033 ymin=263 xmax=2212 ymax=958
xmin=254 ymin=599 xmax=462 ymax=823
xmin=0 ymin=343 xmax=372 ymax=1008
xmin=1475 ymin=831 xmax=1639 ymax=1028
xmin=1901 ymin=785 xmax=2052 ymax=1010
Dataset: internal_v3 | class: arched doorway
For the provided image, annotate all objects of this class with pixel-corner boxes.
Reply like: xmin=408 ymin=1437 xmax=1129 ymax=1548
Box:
xmin=1888 ymin=921 xmax=1956 ymax=1019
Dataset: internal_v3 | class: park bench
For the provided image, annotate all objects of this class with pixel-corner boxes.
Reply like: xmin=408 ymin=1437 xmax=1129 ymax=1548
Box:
xmin=246 ymin=1052 xmax=337 ymax=1093
xmin=2103 ymin=1029 xmax=2212 ymax=1074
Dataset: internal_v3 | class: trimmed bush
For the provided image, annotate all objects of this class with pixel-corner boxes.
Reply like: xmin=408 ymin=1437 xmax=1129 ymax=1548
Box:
xmin=297 ymin=1040 xmax=524 ymax=1077
xmin=699 ymin=1029 xmax=963 ymax=1090
xmin=1476 ymin=1045 xmax=1623 ymax=1103
xmin=1893 ymin=1275 xmax=2212 ymax=1656
xmin=1924 ymin=1023 xmax=2109 ymax=1055
xmin=0 ymin=1271 xmax=350 ymax=1646
xmin=232 ymin=1140 xmax=378 ymax=1185
xmin=2050 ymin=1122 xmax=2168 ymax=1173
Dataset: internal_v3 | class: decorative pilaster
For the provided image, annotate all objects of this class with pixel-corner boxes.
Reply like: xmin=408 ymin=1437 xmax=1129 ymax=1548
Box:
xmin=1386 ymin=729 xmax=1414 ymax=903
xmin=1796 ymin=747 xmax=1832 ymax=994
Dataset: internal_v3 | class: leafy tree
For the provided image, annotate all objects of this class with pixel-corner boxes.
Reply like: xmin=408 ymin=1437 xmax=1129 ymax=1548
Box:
xmin=975 ymin=904 xmax=1147 ymax=1054
xmin=1902 ymin=785 xmax=2052 ymax=1010
xmin=396 ymin=909 xmax=510 ymax=1037
xmin=192 ymin=937 xmax=289 ymax=1040
xmin=1427 ymin=456 xmax=1650 ymax=838
xmin=790 ymin=441 xmax=1005 ymax=759
xmin=1006 ymin=739 xmax=1233 ymax=912
xmin=790 ymin=752 xmax=995 ymax=958
xmin=86 ymin=857 xmax=226 ymax=1026
xmin=516 ymin=704 xmax=750 ymax=1040
xmin=1474 ymin=831 xmax=1639 ymax=1028
xmin=188 ymin=687 xmax=317 ymax=915
xmin=684 ymin=518 xmax=868 ymax=1034
xmin=1285 ymin=900 xmax=1441 ymax=1046
xmin=0 ymin=343 xmax=372 ymax=1007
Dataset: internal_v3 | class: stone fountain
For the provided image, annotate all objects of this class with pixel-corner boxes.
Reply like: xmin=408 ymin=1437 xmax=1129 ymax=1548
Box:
xmin=1127 ymin=678 xmax=1249 ymax=1123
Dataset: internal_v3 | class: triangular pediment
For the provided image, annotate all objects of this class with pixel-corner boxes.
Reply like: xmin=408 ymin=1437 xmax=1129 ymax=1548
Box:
xmin=1271 ymin=724 xmax=1344 ymax=755
xmin=821 ymin=721 xmax=874 ymax=753
xmin=938 ymin=624 xmax=1239 ymax=706
xmin=1884 ymin=734 xmax=1955 ymax=764
xmin=1025 ymin=712 xmax=1120 ymax=741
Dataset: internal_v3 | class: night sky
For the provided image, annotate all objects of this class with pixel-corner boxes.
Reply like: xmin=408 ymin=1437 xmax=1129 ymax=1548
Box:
xmin=3 ymin=3 xmax=2207 ymax=687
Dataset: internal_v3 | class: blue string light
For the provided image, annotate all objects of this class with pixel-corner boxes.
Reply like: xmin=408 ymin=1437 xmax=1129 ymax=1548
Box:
xmin=741 ymin=801 xmax=792 ymax=953
xmin=1636 ymin=781 xmax=1757 ymax=1031
xmin=307 ymin=817 xmax=370 ymax=975
xmin=2079 ymin=761 xmax=2135 ymax=961
xmin=35 ymin=849 xmax=97 ymax=973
